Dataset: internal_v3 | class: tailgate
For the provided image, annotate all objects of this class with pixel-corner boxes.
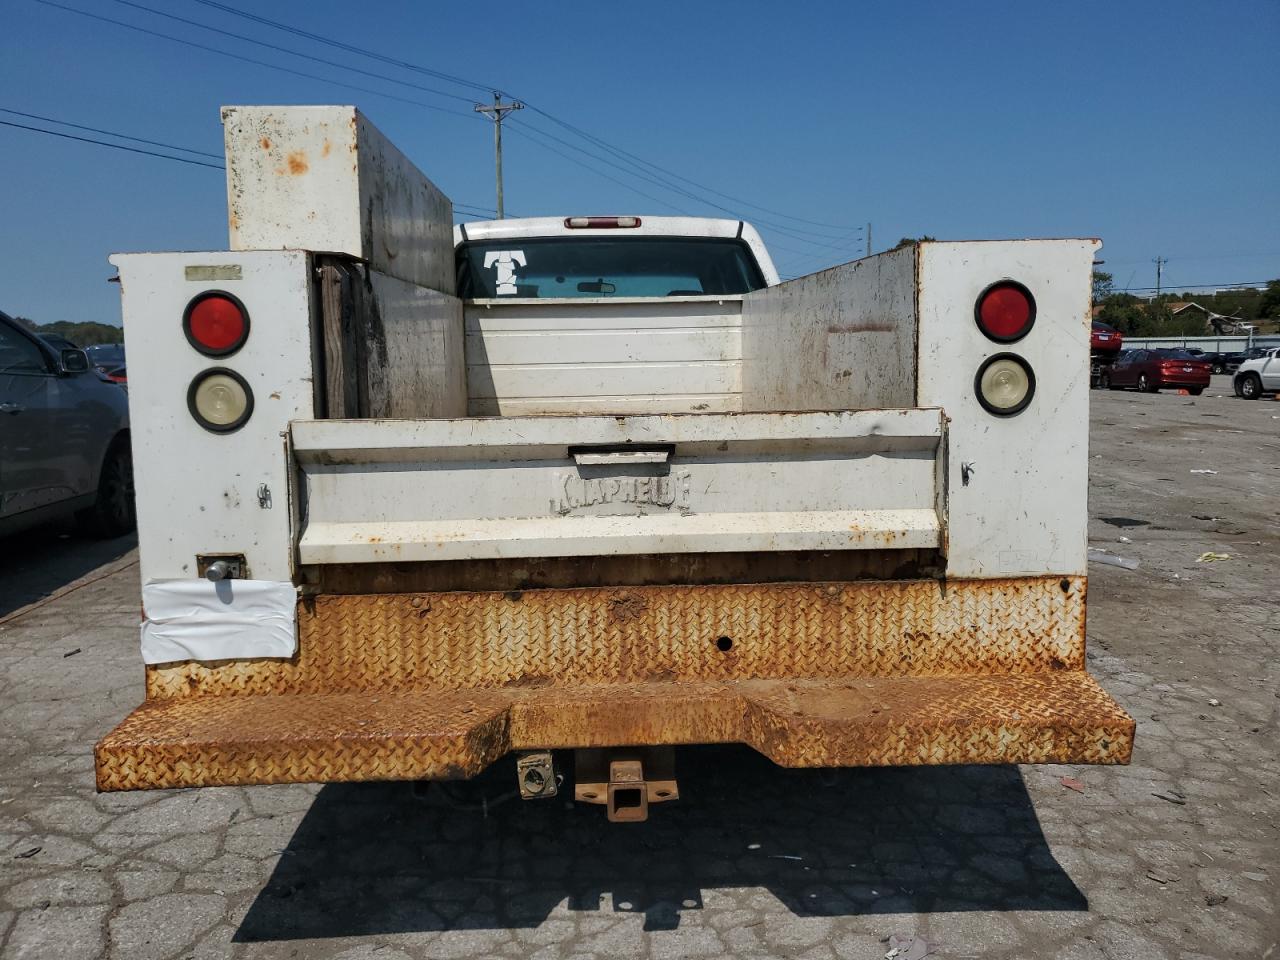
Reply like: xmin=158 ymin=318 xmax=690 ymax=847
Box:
xmin=292 ymin=409 xmax=944 ymax=564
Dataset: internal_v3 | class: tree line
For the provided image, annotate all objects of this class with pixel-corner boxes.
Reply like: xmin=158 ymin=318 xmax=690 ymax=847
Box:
xmin=1093 ymin=274 xmax=1280 ymax=337
xmin=13 ymin=317 xmax=125 ymax=347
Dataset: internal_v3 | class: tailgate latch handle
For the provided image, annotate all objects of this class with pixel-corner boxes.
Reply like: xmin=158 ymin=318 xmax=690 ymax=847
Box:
xmin=570 ymin=444 xmax=674 ymax=467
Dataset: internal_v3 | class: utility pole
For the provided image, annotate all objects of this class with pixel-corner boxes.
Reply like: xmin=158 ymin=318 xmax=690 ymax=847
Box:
xmin=474 ymin=92 xmax=523 ymax=219
xmin=1152 ymin=256 xmax=1167 ymax=298
xmin=866 ymin=223 xmax=872 ymax=257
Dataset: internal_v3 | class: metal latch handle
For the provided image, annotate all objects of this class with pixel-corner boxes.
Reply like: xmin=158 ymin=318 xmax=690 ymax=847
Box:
xmin=569 ymin=444 xmax=674 ymax=467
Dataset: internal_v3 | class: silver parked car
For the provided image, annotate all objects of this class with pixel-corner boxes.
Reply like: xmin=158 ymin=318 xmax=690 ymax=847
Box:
xmin=0 ymin=310 xmax=134 ymax=537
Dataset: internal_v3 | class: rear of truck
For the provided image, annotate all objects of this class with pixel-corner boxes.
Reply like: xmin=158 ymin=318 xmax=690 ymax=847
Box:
xmin=97 ymin=106 xmax=1132 ymax=820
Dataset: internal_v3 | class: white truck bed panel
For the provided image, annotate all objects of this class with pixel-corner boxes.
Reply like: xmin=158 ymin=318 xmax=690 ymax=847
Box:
xmin=293 ymin=410 xmax=944 ymax=564
xmin=301 ymin=509 xmax=940 ymax=563
xmin=464 ymin=297 xmax=744 ymax=416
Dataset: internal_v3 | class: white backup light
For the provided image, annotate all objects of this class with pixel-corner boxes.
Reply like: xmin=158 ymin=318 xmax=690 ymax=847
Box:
xmin=975 ymin=354 xmax=1035 ymax=416
xmin=188 ymin=369 xmax=253 ymax=432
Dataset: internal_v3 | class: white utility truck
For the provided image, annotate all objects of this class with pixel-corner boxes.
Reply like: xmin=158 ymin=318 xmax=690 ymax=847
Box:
xmin=98 ymin=106 xmax=1132 ymax=822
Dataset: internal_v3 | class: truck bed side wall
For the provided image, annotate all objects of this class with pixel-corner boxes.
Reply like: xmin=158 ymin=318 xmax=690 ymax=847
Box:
xmin=740 ymin=246 xmax=917 ymax=411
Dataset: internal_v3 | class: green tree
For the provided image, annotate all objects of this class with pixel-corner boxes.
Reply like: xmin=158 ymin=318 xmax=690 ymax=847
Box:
xmin=1092 ymin=270 xmax=1113 ymax=303
xmin=1096 ymin=294 xmax=1146 ymax=334
xmin=18 ymin=320 xmax=124 ymax=346
xmin=1259 ymin=279 xmax=1280 ymax=319
xmin=890 ymin=235 xmax=937 ymax=251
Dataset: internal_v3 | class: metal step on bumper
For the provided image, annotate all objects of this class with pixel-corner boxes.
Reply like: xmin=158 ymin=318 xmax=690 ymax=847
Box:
xmin=97 ymin=576 xmax=1134 ymax=791
xmin=95 ymin=672 xmax=1133 ymax=791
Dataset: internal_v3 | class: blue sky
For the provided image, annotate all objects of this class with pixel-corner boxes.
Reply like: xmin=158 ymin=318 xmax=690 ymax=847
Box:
xmin=2 ymin=0 xmax=1277 ymax=325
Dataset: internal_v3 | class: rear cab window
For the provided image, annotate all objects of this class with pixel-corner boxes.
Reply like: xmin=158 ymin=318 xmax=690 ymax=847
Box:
xmin=456 ymin=237 xmax=767 ymax=299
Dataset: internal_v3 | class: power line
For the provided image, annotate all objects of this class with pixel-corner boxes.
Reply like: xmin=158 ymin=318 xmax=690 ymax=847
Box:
xmin=191 ymin=0 xmax=494 ymax=95
xmin=1101 ymin=252 xmax=1280 ymax=266
xmin=42 ymin=0 xmax=860 ymax=240
xmin=459 ymin=124 xmax=857 ymax=262
xmin=505 ymin=123 xmax=694 ymax=214
xmin=0 ymin=118 xmax=225 ymax=169
xmin=108 ymin=0 xmax=477 ymax=106
xmin=3 ymin=109 xmax=500 ymax=216
xmin=507 ymin=117 xmax=859 ymax=253
xmin=1121 ymin=281 xmax=1267 ymax=292
xmin=35 ymin=1 xmax=481 ymax=121
xmin=520 ymin=104 xmax=855 ymax=233
xmin=0 ymin=107 xmax=222 ymax=158
xmin=180 ymin=0 xmax=858 ymax=239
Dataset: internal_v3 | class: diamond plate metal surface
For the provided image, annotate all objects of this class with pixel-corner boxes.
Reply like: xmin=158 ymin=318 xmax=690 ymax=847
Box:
xmin=97 ymin=576 xmax=1134 ymax=792
xmin=144 ymin=577 xmax=1087 ymax=699
xmin=96 ymin=674 xmax=1133 ymax=791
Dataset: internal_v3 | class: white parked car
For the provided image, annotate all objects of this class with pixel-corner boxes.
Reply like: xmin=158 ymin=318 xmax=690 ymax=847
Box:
xmin=1233 ymin=348 xmax=1280 ymax=399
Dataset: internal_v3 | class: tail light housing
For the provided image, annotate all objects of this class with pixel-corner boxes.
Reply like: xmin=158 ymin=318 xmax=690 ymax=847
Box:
xmin=183 ymin=291 xmax=250 ymax=356
xmin=564 ymin=216 xmax=641 ymax=228
xmin=975 ymin=353 xmax=1035 ymax=416
xmin=975 ymin=280 xmax=1036 ymax=343
xmin=188 ymin=368 xmax=254 ymax=433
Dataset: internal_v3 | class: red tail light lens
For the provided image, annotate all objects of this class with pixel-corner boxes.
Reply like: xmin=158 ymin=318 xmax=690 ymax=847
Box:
xmin=975 ymin=281 xmax=1036 ymax=343
xmin=183 ymin=291 xmax=250 ymax=356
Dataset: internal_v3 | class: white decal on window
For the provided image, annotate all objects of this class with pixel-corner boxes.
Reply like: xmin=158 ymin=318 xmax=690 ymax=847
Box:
xmin=483 ymin=250 xmax=527 ymax=295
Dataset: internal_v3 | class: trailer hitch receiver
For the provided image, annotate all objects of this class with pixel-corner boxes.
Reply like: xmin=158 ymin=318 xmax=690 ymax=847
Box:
xmin=574 ymin=747 xmax=679 ymax=823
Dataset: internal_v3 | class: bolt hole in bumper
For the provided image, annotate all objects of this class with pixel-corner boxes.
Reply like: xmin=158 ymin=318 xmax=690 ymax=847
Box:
xmin=96 ymin=577 xmax=1133 ymax=793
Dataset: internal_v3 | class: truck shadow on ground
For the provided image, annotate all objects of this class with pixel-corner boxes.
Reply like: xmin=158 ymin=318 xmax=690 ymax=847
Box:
xmin=235 ymin=746 xmax=1084 ymax=939
xmin=0 ymin=523 xmax=137 ymax=618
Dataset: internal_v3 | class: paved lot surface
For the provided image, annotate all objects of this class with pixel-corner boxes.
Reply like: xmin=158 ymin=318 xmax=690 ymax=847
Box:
xmin=1 ymin=381 xmax=1277 ymax=959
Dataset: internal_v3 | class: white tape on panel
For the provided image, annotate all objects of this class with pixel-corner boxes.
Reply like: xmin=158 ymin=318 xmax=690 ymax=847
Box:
xmin=140 ymin=579 xmax=297 ymax=665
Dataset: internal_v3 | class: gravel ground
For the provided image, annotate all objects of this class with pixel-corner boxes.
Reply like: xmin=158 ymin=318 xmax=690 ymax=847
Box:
xmin=0 ymin=380 xmax=1276 ymax=959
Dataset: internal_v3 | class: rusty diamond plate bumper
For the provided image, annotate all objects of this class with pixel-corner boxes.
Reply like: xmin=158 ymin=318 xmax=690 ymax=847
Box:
xmin=96 ymin=577 xmax=1134 ymax=791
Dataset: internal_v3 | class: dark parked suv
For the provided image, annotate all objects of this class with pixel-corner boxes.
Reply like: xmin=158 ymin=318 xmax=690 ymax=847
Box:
xmin=0 ymin=311 xmax=134 ymax=537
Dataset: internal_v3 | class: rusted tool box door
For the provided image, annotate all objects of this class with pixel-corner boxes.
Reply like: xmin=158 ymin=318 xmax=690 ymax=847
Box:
xmin=291 ymin=409 xmax=944 ymax=564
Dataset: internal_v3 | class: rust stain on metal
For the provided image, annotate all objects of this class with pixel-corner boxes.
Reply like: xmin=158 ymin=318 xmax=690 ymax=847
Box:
xmin=608 ymin=594 xmax=648 ymax=622
xmin=94 ymin=576 xmax=1134 ymax=792
xmin=314 ymin=550 xmax=943 ymax=593
xmin=144 ymin=577 xmax=1089 ymax=699
xmin=827 ymin=323 xmax=897 ymax=334
xmin=285 ymin=151 xmax=308 ymax=175
xmin=95 ymin=673 xmax=1133 ymax=792
xmin=259 ymin=137 xmax=271 ymax=150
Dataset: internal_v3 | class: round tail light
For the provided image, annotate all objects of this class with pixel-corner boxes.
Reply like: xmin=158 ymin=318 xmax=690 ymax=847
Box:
xmin=188 ymin=368 xmax=254 ymax=432
xmin=975 ymin=281 xmax=1035 ymax=342
xmin=975 ymin=353 xmax=1035 ymax=416
xmin=183 ymin=291 xmax=250 ymax=356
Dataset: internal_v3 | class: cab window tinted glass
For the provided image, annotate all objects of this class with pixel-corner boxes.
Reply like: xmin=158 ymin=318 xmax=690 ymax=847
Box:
xmin=0 ymin=322 xmax=51 ymax=376
xmin=457 ymin=238 xmax=766 ymax=299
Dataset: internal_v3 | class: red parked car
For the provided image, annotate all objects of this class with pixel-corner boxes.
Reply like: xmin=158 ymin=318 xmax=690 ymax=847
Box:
xmin=1091 ymin=320 xmax=1123 ymax=356
xmin=1102 ymin=349 xmax=1211 ymax=394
